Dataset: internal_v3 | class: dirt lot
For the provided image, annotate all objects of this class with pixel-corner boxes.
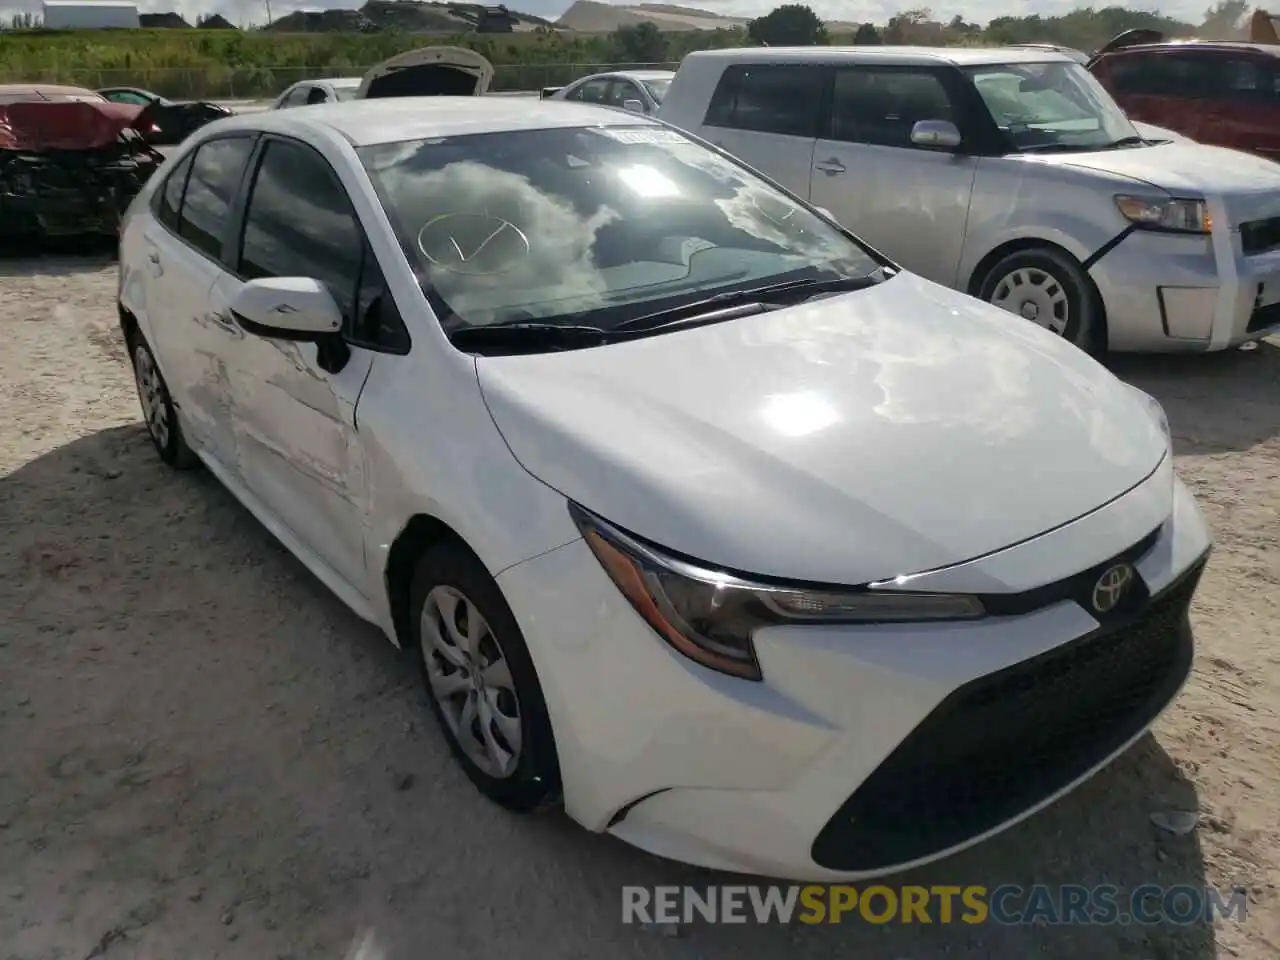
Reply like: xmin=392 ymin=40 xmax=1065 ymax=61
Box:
xmin=0 ymin=256 xmax=1277 ymax=960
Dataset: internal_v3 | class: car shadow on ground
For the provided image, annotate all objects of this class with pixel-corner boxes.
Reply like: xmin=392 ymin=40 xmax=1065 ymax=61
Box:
xmin=0 ymin=419 xmax=1218 ymax=960
xmin=1108 ymin=338 xmax=1280 ymax=455
xmin=1 ymin=425 xmax=1219 ymax=960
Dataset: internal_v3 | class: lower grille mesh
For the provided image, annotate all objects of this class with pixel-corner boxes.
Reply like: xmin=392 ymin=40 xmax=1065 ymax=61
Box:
xmin=810 ymin=561 xmax=1204 ymax=872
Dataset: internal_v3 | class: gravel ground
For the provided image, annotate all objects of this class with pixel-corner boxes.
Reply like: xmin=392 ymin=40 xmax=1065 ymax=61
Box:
xmin=1 ymin=256 xmax=1277 ymax=960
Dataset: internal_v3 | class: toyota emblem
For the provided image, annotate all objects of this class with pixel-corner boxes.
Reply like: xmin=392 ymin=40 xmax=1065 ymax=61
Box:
xmin=1091 ymin=563 xmax=1135 ymax=614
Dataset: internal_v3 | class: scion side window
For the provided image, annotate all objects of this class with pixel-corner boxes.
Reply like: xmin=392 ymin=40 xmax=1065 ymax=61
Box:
xmin=239 ymin=139 xmax=409 ymax=351
xmin=176 ymin=136 xmax=255 ymax=259
xmin=1109 ymin=52 xmax=1214 ymax=98
xmin=1223 ymin=57 xmax=1280 ymax=98
xmin=830 ymin=68 xmax=955 ymax=148
xmin=704 ymin=65 xmax=822 ymax=137
xmin=155 ymin=152 xmax=193 ymax=231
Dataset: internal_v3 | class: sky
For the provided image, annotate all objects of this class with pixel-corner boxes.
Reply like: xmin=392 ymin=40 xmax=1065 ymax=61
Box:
xmin=6 ymin=0 xmax=1209 ymax=31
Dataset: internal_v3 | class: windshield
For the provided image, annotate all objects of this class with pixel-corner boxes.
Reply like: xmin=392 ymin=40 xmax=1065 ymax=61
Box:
xmin=359 ymin=125 xmax=882 ymax=334
xmin=642 ymin=78 xmax=671 ymax=102
xmin=966 ymin=61 xmax=1139 ymax=153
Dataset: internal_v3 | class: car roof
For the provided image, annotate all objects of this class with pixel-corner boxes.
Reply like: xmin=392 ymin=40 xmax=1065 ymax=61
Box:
xmin=608 ymin=70 xmax=676 ymax=80
xmin=1103 ymin=40 xmax=1280 ymax=57
xmin=205 ymin=96 xmax=653 ymax=147
xmin=0 ymin=83 xmax=99 ymax=97
xmin=683 ymin=45 xmax=1071 ymax=67
xmin=290 ymin=77 xmax=362 ymax=88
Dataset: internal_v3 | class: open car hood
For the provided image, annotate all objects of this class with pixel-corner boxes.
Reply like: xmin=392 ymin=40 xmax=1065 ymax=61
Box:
xmin=0 ymin=100 xmax=143 ymax=152
xmin=357 ymin=45 xmax=494 ymax=98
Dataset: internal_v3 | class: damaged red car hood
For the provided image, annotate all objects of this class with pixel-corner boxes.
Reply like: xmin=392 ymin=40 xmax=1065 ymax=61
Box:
xmin=0 ymin=100 xmax=143 ymax=151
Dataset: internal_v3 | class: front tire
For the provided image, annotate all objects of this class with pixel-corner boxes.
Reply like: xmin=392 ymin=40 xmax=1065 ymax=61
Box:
xmin=129 ymin=333 xmax=198 ymax=469
xmin=977 ymin=246 xmax=1102 ymax=352
xmin=409 ymin=542 xmax=560 ymax=812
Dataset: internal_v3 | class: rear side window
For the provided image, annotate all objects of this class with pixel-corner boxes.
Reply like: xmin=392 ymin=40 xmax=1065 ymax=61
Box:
xmin=279 ymin=86 xmax=309 ymax=108
xmin=704 ymin=65 xmax=822 ymax=137
xmin=155 ymin=152 xmax=193 ymax=231
xmin=176 ymin=136 xmax=255 ymax=259
xmin=574 ymin=78 xmax=613 ymax=104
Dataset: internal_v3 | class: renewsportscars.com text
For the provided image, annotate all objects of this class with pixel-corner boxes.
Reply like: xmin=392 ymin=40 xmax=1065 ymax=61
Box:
xmin=622 ymin=884 xmax=1249 ymax=926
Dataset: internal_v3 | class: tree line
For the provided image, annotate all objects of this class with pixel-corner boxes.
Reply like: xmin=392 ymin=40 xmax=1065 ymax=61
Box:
xmin=0 ymin=0 xmax=1254 ymax=98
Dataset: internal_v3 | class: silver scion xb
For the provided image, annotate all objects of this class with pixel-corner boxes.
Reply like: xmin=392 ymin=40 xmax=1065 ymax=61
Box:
xmin=659 ymin=46 xmax=1280 ymax=353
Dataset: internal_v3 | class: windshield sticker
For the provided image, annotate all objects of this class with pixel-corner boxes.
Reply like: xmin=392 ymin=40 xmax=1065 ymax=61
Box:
xmin=592 ymin=127 xmax=690 ymax=145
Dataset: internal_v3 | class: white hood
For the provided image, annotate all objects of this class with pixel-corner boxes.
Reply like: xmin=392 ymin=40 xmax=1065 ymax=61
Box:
xmin=476 ymin=274 xmax=1169 ymax=585
xmin=1042 ymin=141 xmax=1280 ymax=197
xmin=358 ymin=46 xmax=494 ymax=99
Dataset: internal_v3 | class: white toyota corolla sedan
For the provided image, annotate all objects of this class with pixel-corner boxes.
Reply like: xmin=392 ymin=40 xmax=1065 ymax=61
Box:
xmin=117 ymin=98 xmax=1212 ymax=881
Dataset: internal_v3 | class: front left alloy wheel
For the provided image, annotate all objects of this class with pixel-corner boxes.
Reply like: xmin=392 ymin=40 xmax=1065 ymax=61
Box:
xmin=409 ymin=542 xmax=560 ymax=811
xmin=130 ymin=333 xmax=198 ymax=469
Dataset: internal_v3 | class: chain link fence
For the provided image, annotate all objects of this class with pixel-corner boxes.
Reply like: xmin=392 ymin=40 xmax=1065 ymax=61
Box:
xmin=0 ymin=61 xmax=681 ymax=101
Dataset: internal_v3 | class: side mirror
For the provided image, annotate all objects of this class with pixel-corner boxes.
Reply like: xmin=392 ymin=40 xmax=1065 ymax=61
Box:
xmin=229 ymin=276 xmax=343 ymax=342
xmin=910 ymin=119 xmax=962 ymax=150
xmin=622 ymin=98 xmax=645 ymax=113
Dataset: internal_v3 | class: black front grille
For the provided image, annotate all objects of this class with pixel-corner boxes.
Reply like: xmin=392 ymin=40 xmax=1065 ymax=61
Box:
xmin=1248 ymin=301 xmax=1280 ymax=333
xmin=810 ymin=558 xmax=1206 ymax=873
xmin=1241 ymin=216 xmax=1280 ymax=255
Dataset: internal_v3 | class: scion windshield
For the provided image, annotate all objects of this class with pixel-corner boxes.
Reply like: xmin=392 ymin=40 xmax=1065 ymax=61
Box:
xmin=966 ymin=61 xmax=1140 ymax=152
xmin=358 ymin=125 xmax=883 ymax=332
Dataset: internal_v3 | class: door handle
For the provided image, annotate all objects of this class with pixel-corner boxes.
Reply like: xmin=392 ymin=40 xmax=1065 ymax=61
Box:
xmin=814 ymin=157 xmax=846 ymax=176
xmin=145 ymin=248 xmax=163 ymax=277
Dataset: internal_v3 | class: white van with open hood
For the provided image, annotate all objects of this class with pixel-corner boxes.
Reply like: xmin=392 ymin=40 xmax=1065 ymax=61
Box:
xmin=357 ymin=45 xmax=495 ymax=98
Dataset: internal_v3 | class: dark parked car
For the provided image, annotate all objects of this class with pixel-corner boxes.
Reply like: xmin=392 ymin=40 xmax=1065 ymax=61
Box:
xmin=1090 ymin=40 xmax=1280 ymax=161
xmin=97 ymin=87 xmax=231 ymax=146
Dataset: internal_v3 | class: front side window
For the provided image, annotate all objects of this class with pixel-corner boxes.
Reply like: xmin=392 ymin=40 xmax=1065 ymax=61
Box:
xmin=829 ymin=68 xmax=956 ymax=148
xmin=966 ymin=60 xmax=1139 ymax=153
xmin=1223 ymin=57 xmax=1280 ymax=99
xmin=332 ymin=85 xmax=359 ymax=102
xmin=305 ymin=86 xmax=329 ymax=105
xmin=704 ymin=65 xmax=823 ymax=137
xmin=238 ymin=139 xmax=362 ymax=320
xmin=359 ymin=124 xmax=882 ymax=338
xmin=177 ymin=136 xmax=255 ymax=259
xmin=576 ymin=78 xmax=612 ymax=104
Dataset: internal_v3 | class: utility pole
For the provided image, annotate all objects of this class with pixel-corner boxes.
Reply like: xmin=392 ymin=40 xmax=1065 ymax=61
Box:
xmin=264 ymin=0 xmax=272 ymax=24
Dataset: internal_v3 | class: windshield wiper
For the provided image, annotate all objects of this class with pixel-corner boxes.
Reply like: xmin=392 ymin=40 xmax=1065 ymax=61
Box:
xmin=612 ymin=274 xmax=884 ymax=335
xmin=449 ymin=321 xmax=608 ymax=352
xmin=1099 ymin=135 xmax=1148 ymax=150
xmin=1018 ymin=142 xmax=1091 ymax=154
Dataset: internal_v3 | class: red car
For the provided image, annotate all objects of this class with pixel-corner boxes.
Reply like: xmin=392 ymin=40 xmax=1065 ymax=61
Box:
xmin=1089 ymin=40 xmax=1280 ymax=161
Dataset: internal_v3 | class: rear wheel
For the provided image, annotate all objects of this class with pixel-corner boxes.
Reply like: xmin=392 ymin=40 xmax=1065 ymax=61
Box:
xmin=409 ymin=542 xmax=560 ymax=811
xmin=129 ymin=333 xmax=198 ymax=469
xmin=978 ymin=246 xmax=1101 ymax=352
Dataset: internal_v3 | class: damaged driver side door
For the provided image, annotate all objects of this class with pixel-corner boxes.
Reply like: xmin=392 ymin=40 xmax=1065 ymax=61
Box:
xmin=213 ymin=135 xmax=379 ymax=595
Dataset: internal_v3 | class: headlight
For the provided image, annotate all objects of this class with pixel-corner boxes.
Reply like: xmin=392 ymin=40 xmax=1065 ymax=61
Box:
xmin=569 ymin=503 xmax=985 ymax=681
xmin=1125 ymin=383 xmax=1171 ymax=447
xmin=1114 ymin=195 xmax=1211 ymax=234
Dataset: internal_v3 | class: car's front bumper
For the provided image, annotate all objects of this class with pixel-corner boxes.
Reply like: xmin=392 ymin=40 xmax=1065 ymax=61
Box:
xmin=496 ymin=471 xmax=1212 ymax=881
xmin=1089 ymin=223 xmax=1280 ymax=352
